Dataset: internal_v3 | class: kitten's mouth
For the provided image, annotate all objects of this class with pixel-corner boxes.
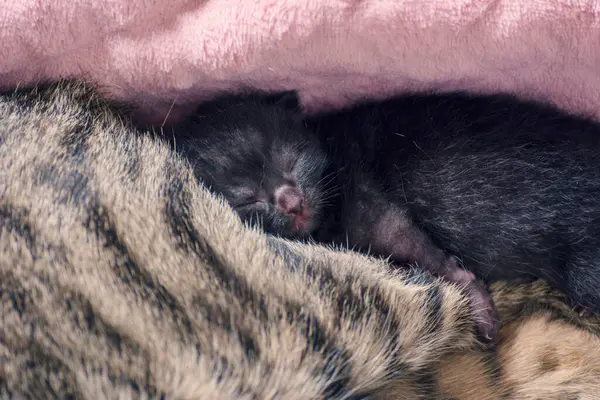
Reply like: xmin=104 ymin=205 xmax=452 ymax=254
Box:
xmin=291 ymin=208 xmax=313 ymax=234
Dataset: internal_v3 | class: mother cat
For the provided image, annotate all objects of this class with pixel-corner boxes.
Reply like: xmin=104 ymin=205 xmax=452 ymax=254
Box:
xmin=1 ymin=81 xmax=600 ymax=398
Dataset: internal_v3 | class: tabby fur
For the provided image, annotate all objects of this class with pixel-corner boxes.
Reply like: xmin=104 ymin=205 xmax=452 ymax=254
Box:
xmin=0 ymin=81 xmax=599 ymax=399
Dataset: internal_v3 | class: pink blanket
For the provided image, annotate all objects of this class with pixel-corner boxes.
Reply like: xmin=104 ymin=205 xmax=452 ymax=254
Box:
xmin=2 ymin=0 xmax=600 ymax=124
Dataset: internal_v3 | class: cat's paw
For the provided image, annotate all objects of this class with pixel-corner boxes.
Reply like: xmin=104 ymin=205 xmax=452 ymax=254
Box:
xmin=464 ymin=279 xmax=499 ymax=343
xmin=443 ymin=259 xmax=499 ymax=343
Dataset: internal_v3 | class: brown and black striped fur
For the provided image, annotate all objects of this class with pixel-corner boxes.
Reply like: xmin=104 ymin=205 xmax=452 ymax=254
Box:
xmin=0 ymin=81 xmax=599 ymax=398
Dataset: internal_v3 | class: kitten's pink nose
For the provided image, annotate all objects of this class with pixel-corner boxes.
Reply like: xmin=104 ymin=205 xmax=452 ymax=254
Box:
xmin=275 ymin=186 xmax=305 ymax=216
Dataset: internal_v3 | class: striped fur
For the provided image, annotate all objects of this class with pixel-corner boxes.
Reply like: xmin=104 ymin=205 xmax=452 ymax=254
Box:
xmin=0 ymin=81 xmax=599 ymax=399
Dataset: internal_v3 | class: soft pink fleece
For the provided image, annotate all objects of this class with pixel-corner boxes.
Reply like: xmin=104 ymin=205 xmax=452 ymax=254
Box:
xmin=1 ymin=0 xmax=600 ymax=124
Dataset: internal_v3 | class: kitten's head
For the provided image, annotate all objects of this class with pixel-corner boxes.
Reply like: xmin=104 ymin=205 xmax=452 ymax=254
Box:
xmin=176 ymin=92 xmax=333 ymax=238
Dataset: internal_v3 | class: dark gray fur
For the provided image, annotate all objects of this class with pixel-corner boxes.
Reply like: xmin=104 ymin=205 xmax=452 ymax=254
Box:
xmin=172 ymin=91 xmax=600 ymax=342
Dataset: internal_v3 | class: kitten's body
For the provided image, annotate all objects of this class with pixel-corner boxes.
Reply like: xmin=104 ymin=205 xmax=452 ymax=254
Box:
xmin=173 ymin=92 xmax=600 ymax=341
xmin=309 ymin=93 xmax=600 ymax=300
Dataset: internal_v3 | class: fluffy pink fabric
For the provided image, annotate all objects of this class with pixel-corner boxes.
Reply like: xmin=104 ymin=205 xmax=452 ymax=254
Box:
xmin=1 ymin=0 xmax=600 ymax=124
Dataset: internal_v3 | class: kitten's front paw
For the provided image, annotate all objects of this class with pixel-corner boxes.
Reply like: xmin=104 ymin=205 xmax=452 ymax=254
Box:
xmin=443 ymin=259 xmax=499 ymax=343
xmin=464 ymin=279 xmax=499 ymax=343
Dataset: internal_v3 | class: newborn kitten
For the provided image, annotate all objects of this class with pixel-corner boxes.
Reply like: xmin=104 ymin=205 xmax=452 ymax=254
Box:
xmin=171 ymin=91 xmax=600 ymax=342
xmin=170 ymin=93 xmax=498 ymax=341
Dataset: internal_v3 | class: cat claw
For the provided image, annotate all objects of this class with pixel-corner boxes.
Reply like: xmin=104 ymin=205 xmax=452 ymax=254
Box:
xmin=576 ymin=306 xmax=592 ymax=317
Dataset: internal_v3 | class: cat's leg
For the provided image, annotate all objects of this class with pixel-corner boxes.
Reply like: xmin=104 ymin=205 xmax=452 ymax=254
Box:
xmin=266 ymin=235 xmax=487 ymax=395
xmin=371 ymin=212 xmax=498 ymax=342
xmin=345 ymin=175 xmax=499 ymax=341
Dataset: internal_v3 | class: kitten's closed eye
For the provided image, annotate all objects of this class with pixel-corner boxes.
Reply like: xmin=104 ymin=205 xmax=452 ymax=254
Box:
xmin=234 ymin=199 xmax=257 ymax=207
xmin=233 ymin=199 xmax=269 ymax=212
xmin=229 ymin=188 xmax=266 ymax=209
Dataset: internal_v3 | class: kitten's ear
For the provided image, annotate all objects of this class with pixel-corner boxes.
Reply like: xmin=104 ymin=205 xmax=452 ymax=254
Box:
xmin=266 ymin=91 xmax=302 ymax=111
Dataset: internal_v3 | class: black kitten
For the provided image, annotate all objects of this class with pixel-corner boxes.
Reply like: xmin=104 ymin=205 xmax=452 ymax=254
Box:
xmin=170 ymin=94 xmax=330 ymax=238
xmin=171 ymin=91 xmax=600 ymax=342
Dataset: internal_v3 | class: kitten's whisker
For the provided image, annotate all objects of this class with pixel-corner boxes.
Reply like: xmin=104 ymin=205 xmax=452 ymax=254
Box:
xmin=315 ymin=173 xmax=339 ymax=188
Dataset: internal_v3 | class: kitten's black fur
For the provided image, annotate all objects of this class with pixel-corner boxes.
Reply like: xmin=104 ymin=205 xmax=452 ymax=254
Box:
xmin=170 ymin=94 xmax=330 ymax=238
xmin=171 ymin=91 xmax=600 ymax=343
